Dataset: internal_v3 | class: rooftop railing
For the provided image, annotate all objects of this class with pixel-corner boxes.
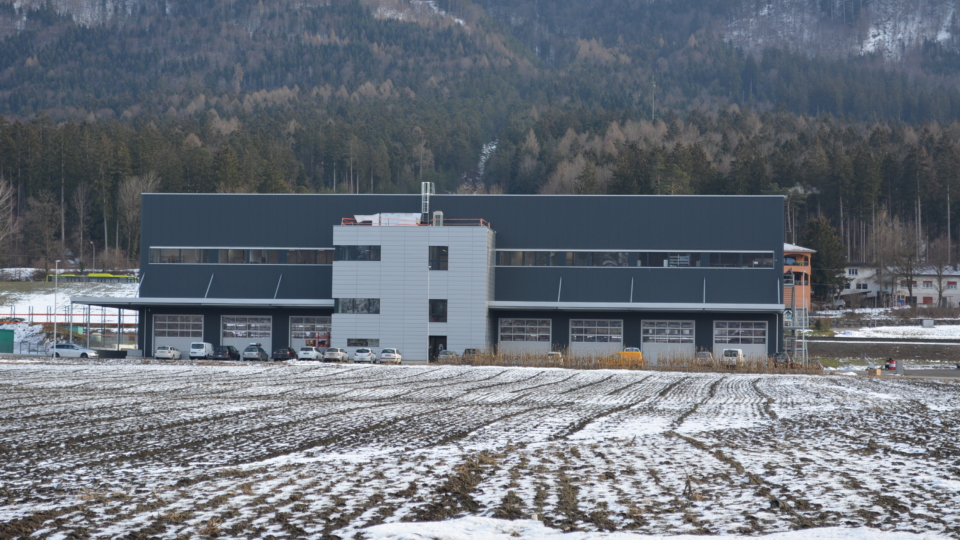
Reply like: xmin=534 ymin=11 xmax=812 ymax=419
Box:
xmin=340 ymin=217 xmax=491 ymax=227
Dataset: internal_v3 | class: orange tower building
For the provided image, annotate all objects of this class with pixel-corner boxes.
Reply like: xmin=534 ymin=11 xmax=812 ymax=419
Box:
xmin=783 ymin=243 xmax=815 ymax=361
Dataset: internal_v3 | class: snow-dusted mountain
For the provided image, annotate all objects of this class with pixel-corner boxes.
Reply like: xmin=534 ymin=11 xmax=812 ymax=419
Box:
xmin=725 ymin=0 xmax=960 ymax=60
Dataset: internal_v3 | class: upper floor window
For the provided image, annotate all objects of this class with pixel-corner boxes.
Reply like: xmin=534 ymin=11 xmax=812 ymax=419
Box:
xmin=150 ymin=248 xmax=333 ymax=265
xmin=495 ymin=250 xmax=774 ymax=268
xmin=335 ymin=246 xmax=381 ymax=261
xmin=923 ymin=281 xmax=933 ymax=289
xmin=848 ymin=268 xmax=859 ymax=276
xmin=949 ymin=282 xmax=958 ymax=289
xmin=335 ymin=298 xmax=380 ymax=314
xmin=856 ymin=283 xmax=869 ymax=290
xmin=429 ymin=299 xmax=448 ymax=322
xmin=429 ymin=246 xmax=449 ymax=270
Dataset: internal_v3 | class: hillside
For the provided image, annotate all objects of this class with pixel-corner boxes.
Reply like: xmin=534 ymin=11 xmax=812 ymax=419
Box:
xmin=4 ymin=0 xmax=960 ymax=270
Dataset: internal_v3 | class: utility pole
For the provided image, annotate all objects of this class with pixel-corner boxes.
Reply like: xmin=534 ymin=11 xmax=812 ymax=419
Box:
xmin=651 ymin=80 xmax=656 ymax=122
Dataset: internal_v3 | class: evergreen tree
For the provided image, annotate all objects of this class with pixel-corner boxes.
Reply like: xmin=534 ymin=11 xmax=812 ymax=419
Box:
xmin=802 ymin=216 xmax=848 ymax=301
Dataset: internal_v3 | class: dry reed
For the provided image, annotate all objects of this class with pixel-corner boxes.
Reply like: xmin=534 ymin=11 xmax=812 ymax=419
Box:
xmin=438 ymin=348 xmax=825 ymax=375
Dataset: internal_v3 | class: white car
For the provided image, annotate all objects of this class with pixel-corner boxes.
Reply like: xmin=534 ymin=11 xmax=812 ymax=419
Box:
xmin=353 ymin=348 xmax=377 ymax=363
xmin=379 ymin=348 xmax=402 ymax=364
xmin=155 ymin=345 xmax=182 ymax=360
xmin=46 ymin=343 xmax=99 ymax=358
xmin=298 ymin=346 xmax=323 ymax=360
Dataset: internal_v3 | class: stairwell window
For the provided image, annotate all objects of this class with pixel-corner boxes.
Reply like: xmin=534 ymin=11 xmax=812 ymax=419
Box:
xmin=429 ymin=246 xmax=448 ymax=270
xmin=429 ymin=299 xmax=447 ymax=322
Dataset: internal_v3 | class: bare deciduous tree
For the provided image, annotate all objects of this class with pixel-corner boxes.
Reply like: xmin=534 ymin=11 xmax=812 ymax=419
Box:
xmin=883 ymin=218 xmax=923 ymax=306
xmin=118 ymin=172 xmax=161 ymax=258
xmin=927 ymin=236 xmax=952 ymax=307
xmin=23 ymin=191 xmax=61 ymax=274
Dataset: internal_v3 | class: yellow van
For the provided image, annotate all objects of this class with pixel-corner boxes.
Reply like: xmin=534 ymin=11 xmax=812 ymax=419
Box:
xmin=599 ymin=348 xmax=644 ymax=369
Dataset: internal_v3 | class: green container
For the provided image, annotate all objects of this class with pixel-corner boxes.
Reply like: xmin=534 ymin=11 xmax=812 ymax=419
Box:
xmin=0 ymin=329 xmax=13 ymax=354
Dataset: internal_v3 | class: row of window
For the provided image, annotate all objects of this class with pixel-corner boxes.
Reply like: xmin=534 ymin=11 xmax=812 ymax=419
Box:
xmin=150 ymin=249 xmax=335 ymax=265
xmin=495 ymin=251 xmax=774 ymax=268
xmin=154 ymin=315 xmax=203 ymax=338
xmin=499 ymin=319 xmax=767 ymax=345
xmin=222 ymin=316 xmax=272 ymax=339
xmin=897 ymin=280 xmax=958 ymax=289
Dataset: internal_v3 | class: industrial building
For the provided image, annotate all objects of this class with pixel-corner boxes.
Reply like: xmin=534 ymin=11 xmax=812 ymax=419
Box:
xmin=74 ymin=190 xmax=787 ymax=362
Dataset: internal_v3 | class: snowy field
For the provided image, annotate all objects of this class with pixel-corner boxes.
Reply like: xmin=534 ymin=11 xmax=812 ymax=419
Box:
xmin=835 ymin=326 xmax=960 ymax=340
xmin=0 ymin=361 xmax=958 ymax=539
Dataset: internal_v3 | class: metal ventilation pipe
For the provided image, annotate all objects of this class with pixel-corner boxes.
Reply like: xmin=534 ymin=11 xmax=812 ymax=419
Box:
xmin=433 ymin=210 xmax=444 ymax=226
xmin=421 ymin=182 xmax=435 ymax=224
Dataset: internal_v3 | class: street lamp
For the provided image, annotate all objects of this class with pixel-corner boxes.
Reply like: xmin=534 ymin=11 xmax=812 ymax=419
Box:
xmin=90 ymin=241 xmax=95 ymax=273
xmin=54 ymin=259 xmax=61 ymax=350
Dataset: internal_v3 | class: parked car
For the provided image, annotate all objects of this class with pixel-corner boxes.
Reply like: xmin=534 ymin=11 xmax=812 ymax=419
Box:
xmin=885 ymin=358 xmax=897 ymax=370
xmin=379 ymin=348 xmax=402 ymax=364
xmin=695 ymin=351 xmax=715 ymax=365
xmin=189 ymin=342 xmax=214 ymax=360
xmin=773 ymin=352 xmax=792 ymax=368
xmin=808 ymin=359 xmax=824 ymax=371
xmin=546 ymin=351 xmax=563 ymax=364
xmin=210 ymin=345 xmax=240 ymax=360
xmin=353 ymin=348 xmax=377 ymax=363
xmin=721 ymin=348 xmax=745 ymax=368
xmin=298 ymin=346 xmax=323 ymax=360
xmin=601 ymin=349 xmax=643 ymax=369
xmin=323 ymin=347 xmax=349 ymax=362
xmin=462 ymin=348 xmax=481 ymax=361
xmin=436 ymin=350 xmax=459 ymax=362
xmin=45 ymin=343 xmax=99 ymax=358
xmin=154 ymin=345 xmax=182 ymax=360
xmin=242 ymin=343 xmax=269 ymax=361
xmin=272 ymin=346 xmax=298 ymax=361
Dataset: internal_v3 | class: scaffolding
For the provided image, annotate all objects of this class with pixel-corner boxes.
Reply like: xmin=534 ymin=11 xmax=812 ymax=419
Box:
xmin=782 ymin=272 xmax=809 ymax=363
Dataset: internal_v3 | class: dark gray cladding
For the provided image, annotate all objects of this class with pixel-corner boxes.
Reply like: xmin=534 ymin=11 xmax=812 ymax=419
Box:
xmin=140 ymin=193 xmax=784 ymax=302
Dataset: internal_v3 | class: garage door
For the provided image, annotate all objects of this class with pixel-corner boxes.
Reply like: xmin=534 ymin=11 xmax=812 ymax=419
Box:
xmin=498 ymin=318 xmax=551 ymax=355
xmin=290 ymin=316 xmax=331 ymax=350
xmin=222 ymin=316 xmax=272 ymax=354
xmin=569 ymin=319 xmax=623 ymax=357
xmin=153 ymin=315 xmax=203 ymax=356
xmin=713 ymin=321 xmax=767 ymax=359
xmin=641 ymin=320 xmax=695 ymax=365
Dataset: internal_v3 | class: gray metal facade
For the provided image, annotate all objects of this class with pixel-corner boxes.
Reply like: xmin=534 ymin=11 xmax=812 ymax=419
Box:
xmin=99 ymin=193 xmax=786 ymax=358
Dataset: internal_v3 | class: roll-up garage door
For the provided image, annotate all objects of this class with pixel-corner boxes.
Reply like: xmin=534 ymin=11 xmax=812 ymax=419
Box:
xmin=153 ymin=315 xmax=203 ymax=356
xmin=290 ymin=316 xmax=331 ymax=350
xmin=641 ymin=320 xmax=695 ymax=365
xmin=713 ymin=321 xmax=767 ymax=359
xmin=569 ymin=319 xmax=623 ymax=357
xmin=222 ymin=316 xmax=272 ymax=353
xmin=498 ymin=318 xmax=551 ymax=354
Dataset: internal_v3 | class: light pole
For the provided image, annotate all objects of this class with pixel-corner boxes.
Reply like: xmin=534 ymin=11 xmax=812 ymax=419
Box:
xmin=54 ymin=259 xmax=61 ymax=350
xmin=90 ymin=241 xmax=95 ymax=273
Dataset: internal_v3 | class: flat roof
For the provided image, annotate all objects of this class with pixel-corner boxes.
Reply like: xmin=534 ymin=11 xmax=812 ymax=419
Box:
xmin=71 ymin=297 xmax=335 ymax=309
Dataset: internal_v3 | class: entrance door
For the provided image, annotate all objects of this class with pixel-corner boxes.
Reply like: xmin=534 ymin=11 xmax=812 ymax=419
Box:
xmin=429 ymin=336 xmax=447 ymax=363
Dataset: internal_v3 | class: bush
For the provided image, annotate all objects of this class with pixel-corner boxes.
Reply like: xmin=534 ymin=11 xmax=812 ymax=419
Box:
xmin=814 ymin=318 xmax=832 ymax=332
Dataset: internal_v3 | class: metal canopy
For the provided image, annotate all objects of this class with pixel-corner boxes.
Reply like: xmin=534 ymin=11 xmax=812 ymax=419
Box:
xmin=70 ymin=297 xmax=335 ymax=309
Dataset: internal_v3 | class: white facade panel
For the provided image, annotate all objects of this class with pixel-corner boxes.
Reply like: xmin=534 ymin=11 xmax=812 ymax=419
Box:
xmin=331 ymin=225 xmax=494 ymax=360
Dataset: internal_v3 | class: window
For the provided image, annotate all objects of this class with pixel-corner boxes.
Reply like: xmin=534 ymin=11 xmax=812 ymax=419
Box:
xmin=844 ymin=283 xmax=851 ymax=289
xmin=499 ymin=319 xmax=550 ymax=342
xmin=347 ymin=338 xmax=380 ymax=347
xmin=495 ymin=250 xmax=773 ymax=268
xmin=150 ymin=248 xmax=333 ymax=264
xmin=154 ymin=315 xmax=202 ymax=338
xmin=949 ymin=282 xmax=957 ymax=289
xmin=570 ymin=319 xmax=623 ymax=343
xmin=642 ymin=321 xmax=694 ymax=343
xmin=848 ymin=268 xmax=859 ymax=276
xmin=336 ymin=298 xmax=380 ymax=314
xmin=222 ymin=316 xmax=271 ymax=339
xmin=714 ymin=321 xmax=767 ymax=345
xmin=429 ymin=299 xmax=448 ymax=322
xmin=856 ymin=283 xmax=869 ymax=290
xmin=923 ymin=281 xmax=933 ymax=288
xmin=429 ymin=246 xmax=449 ymax=270
xmin=335 ymin=245 xmax=381 ymax=261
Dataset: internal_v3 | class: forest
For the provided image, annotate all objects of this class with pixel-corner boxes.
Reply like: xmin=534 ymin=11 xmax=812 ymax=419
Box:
xmin=3 ymin=0 xmax=960 ymax=278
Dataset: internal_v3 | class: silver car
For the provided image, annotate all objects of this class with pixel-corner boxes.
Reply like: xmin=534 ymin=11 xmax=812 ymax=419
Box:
xmin=323 ymin=347 xmax=348 ymax=363
xmin=298 ymin=346 xmax=323 ymax=360
xmin=46 ymin=343 xmax=99 ymax=359
xmin=379 ymin=348 xmax=402 ymax=364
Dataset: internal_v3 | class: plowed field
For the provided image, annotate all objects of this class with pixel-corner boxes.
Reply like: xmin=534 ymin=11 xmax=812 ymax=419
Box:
xmin=1 ymin=362 xmax=958 ymax=538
